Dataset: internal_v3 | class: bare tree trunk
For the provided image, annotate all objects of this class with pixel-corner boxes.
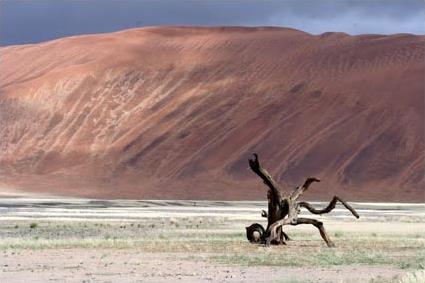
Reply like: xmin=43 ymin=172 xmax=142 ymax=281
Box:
xmin=248 ymin=154 xmax=289 ymax=244
xmin=245 ymin=153 xmax=359 ymax=247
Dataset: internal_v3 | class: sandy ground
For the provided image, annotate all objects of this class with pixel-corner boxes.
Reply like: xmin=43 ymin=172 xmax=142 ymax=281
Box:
xmin=0 ymin=199 xmax=424 ymax=283
xmin=0 ymin=249 xmax=406 ymax=283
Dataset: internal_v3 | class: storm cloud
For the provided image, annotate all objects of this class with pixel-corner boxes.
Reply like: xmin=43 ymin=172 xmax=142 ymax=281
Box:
xmin=1 ymin=0 xmax=424 ymax=46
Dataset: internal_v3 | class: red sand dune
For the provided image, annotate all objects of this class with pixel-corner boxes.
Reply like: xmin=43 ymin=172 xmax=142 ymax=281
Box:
xmin=0 ymin=26 xmax=424 ymax=201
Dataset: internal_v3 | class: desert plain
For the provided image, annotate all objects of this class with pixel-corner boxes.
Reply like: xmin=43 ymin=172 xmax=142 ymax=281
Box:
xmin=0 ymin=192 xmax=423 ymax=283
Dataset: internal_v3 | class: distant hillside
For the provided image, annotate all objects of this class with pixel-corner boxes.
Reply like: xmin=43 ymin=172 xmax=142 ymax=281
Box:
xmin=0 ymin=26 xmax=424 ymax=201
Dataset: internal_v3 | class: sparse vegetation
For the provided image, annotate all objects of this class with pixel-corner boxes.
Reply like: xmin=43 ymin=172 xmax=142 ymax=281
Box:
xmin=0 ymin=219 xmax=423 ymax=272
xmin=0 ymin=201 xmax=423 ymax=282
xmin=29 ymin=222 xmax=38 ymax=229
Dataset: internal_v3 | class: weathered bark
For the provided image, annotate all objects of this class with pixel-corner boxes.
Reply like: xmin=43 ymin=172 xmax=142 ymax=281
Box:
xmin=295 ymin=218 xmax=335 ymax=247
xmin=298 ymin=197 xmax=360 ymax=219
xmin=290 ymin=177 xmax=321 ymax=201
xmin=245 ymin=153 xmax=359 ymax=247
xmin=248 ymin=153 xmax=289 ymax=245
xmin=246 ymin=223 xmax=265 ymax=243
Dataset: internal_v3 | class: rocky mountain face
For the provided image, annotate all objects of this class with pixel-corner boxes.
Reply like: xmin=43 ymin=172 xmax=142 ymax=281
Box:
xmin=0 ymin=27 xmax=423 ymax=201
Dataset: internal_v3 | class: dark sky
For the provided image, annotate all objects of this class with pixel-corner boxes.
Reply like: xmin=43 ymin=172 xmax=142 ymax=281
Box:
xmin=1 ymin=0 xmax=424 ymax=46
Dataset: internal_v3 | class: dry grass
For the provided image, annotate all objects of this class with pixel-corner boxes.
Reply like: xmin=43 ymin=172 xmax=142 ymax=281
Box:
xmin=0 ymin=218 xmax=423 ymax=271
xmin=0 ymin=201 xmax=424 ymax=282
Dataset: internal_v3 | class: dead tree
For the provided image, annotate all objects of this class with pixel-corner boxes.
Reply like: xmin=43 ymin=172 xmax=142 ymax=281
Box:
xmin=245 ymin=153 xmax=359 ymax=247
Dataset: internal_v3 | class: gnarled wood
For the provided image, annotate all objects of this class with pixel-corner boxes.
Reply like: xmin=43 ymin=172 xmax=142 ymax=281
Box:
xmin=245 ymin=153 xmax=359 ymax=247
xmin=246 ymin=223 xmax=265 ymax=243
xmin=248 ymin=153 xmax=286 ymax=200
xmin=248 ymin=153 xmax=291 ymax=244
xmin=295 ymin=218 xmax=335 ymax=247
xmin=290 ymin=177 xmax=321 ymax=201
xmin=298 ymin=196 xmax=360 ymax=219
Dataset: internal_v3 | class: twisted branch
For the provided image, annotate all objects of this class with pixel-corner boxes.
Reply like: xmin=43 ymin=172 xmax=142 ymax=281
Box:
xmin=298 ymin=196 xmax=359 ymax=219
xmin=249 ymin=153 xmax=286 ymax=200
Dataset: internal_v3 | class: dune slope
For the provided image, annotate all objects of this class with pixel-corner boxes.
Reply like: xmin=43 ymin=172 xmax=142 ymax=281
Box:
xmin=0 ymin=27 xmax=424 ymax=201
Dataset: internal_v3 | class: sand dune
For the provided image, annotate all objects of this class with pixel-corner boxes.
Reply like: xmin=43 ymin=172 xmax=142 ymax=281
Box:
xmin=0 ymin=26 xmax=423 ymax=201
